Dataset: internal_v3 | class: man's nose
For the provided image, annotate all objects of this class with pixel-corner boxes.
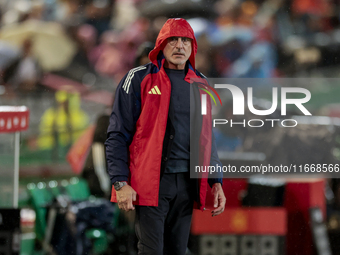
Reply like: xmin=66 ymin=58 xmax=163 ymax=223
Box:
xmin=174 ymin=38 xmax=185 ymax=48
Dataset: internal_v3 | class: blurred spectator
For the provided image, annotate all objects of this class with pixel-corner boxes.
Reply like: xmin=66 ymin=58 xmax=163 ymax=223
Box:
xmin=5 ymin=38 xmax=42 ymax=93
xmin=82 ymin=108 xmax=111 ymax=198
xmin=84 ymin=0 xmax=115 ymax=36
xmin=134 ymin=41 xmax=154 ymax=66
xmin=0 ymin=41 xmax=21 ymax=89
xmin=56 ymin=23 xmax=98 ymax=83
xmin=91 ymin=30 xmax=124 ymax=81
xmin=93 ymin=19 xmax=148 ymax=83
xmin=113 ymin=0 xmax=139 ymax=30
xmin=38 ymin=90 xmax=89 ymax=155
xmin=226 ymin=40 xmax=276 ymax=78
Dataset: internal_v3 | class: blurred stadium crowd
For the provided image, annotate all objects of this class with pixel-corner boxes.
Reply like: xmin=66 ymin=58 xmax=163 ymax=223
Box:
xmin=2 ymin=0 xmax=340 ymax=92
xmin=1 ymin=0 xmax=340 ymax=167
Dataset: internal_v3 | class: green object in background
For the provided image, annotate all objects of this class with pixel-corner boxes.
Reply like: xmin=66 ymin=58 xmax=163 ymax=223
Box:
xmin=61 ymin=178 xmax=110 ymax=254
xmin=47 ymin=180 xmax=61 ymax=197
xmin=86 ymin=229 xmax=109 ymax=255
xmin=25 ymin=177 xmax=112 ymax=255
xmin=20 ymin=233 xmax=36 ymax=255
xmin=26 ymin=182 xmax=54 ymax=241
xmin=61 ymin=177 xmax=91 ymax=201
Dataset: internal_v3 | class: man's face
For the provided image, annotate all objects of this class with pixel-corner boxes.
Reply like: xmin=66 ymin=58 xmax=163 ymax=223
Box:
xmin=163 ymin=37 xmax=192 ymax=70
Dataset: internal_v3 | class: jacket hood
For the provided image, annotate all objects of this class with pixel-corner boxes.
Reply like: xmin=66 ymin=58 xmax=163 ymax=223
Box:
xmin=148 ymin=18 xmax=197 ymax=70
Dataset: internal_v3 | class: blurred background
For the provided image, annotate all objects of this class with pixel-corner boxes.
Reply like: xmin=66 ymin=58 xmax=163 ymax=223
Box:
xmin=1 ymin=0 xmax=340 ymax=254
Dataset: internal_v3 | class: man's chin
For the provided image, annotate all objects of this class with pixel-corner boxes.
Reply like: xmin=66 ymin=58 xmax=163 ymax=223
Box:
xmin=171 ymin=59 xmax=186 ymax=66
xmin=164 ymin=58 xmax=187 ymax=69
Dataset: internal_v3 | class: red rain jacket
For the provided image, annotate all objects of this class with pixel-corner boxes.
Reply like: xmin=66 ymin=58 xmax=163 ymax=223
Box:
xmin=105 ymin=18 xmax=219 ymax=210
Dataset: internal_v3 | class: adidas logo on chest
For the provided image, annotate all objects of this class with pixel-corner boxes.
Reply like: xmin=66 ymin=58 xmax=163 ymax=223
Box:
xmin=148 ymin=85 xmax=161 ymax=95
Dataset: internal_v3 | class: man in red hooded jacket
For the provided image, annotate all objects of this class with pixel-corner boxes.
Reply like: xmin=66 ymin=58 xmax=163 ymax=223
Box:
xmin=105 ymin=18 xmax=226 ymax=254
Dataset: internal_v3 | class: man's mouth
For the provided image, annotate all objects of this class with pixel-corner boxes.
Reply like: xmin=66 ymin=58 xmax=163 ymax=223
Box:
xmin=173 ymin=53 xmax=184 ymax=56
